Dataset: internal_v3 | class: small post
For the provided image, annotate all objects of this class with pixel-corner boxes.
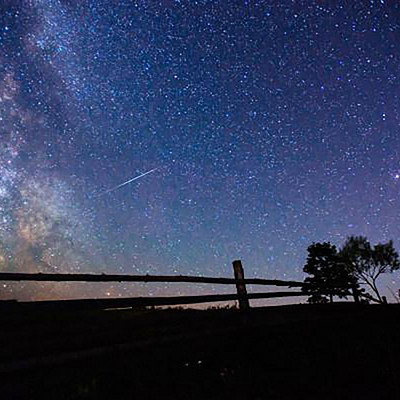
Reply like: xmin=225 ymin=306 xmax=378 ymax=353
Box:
xmin=351 ymin=284 xmax=360 ymax=304
xmin=232 ymin=260 xmax=250 ymax=311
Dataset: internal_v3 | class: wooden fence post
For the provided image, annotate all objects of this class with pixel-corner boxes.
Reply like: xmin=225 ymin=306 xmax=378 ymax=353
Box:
xmin=232 ymin=260 xmax=250 ymax=311
xmin=351 ymin=284 xmax=360 ymax=304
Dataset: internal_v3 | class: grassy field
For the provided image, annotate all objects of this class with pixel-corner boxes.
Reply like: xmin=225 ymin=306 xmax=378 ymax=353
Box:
xmin=1 ymin=302 xmax=399 ymax=399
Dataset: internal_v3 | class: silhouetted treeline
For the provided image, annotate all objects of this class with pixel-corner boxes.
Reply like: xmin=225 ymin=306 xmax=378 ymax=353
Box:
xmin=302 ymin=236 xmax=399 ymax=304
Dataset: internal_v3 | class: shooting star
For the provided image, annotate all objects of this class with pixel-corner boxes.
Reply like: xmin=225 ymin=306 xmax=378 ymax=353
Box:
xmin=94 ymin=168 xmax=158 ymax=197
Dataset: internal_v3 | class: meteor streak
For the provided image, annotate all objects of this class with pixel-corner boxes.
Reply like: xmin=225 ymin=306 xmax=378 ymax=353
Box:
xmin=95 ymin=168 xmax=158 ymax=197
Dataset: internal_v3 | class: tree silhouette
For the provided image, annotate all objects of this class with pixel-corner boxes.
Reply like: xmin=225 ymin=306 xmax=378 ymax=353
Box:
xmin=302 ymin=242 xmax=356 ymax=303
xmin=339 ymin=236 xmax=400 ymax=304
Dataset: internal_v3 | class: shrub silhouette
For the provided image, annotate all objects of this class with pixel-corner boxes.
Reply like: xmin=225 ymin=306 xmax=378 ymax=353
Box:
xmin=302 ymin=242 xmax=356 ymax=304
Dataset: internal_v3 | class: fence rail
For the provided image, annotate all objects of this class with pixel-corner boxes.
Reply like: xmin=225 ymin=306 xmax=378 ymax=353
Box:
xmin=0 ymin=260 xmax=307 ymax=311
xmin=0 ymin=272 xmax=304 ymax=287
xmin=0 ymin=292 xmax=305 ymax=311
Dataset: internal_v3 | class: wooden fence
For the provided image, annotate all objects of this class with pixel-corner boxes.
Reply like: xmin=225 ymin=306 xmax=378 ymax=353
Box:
xmin=0 ymin=260 xmax=307 ymax=311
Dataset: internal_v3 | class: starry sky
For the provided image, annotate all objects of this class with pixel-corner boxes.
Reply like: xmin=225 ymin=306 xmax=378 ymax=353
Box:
xmin=1 ymin=0 xmax=400 ymax=302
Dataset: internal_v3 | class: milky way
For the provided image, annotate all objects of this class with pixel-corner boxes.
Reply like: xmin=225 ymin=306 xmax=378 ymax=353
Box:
xmin=1 ymin=1 xmax=400 ymax=302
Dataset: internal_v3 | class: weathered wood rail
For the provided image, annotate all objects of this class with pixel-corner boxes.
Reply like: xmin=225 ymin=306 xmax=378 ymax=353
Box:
xmin=0 ymin=260 xmax=307 ymax=311
xmin=0 ymin=272 xmax=304 ymax=287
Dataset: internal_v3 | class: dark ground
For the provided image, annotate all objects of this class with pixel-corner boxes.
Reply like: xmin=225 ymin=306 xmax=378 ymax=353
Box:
xmin=1 ymin=302 xmax=400 ymax=399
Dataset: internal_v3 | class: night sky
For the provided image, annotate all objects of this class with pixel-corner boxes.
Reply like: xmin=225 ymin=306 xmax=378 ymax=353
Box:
xmin=1 ymin=0 xmax=400 ymax=302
